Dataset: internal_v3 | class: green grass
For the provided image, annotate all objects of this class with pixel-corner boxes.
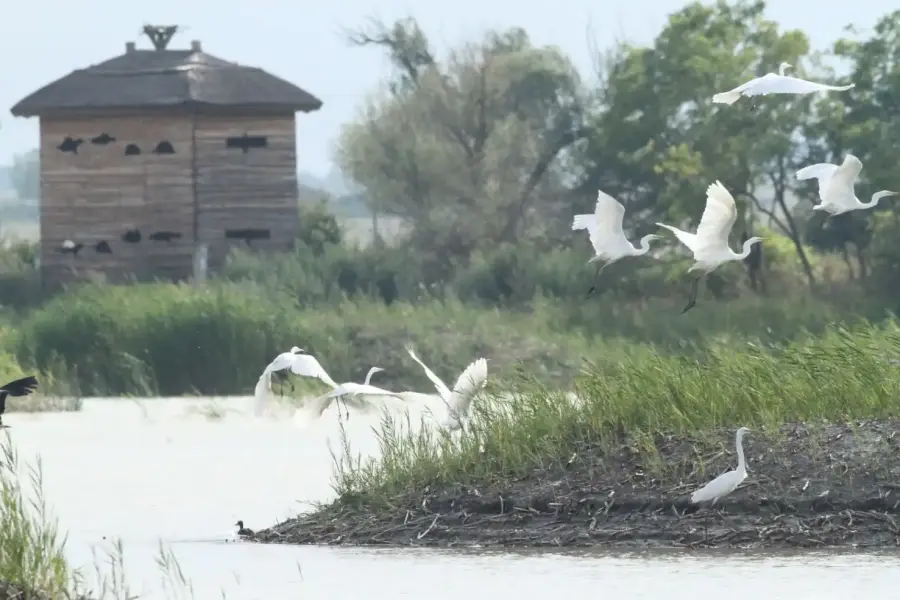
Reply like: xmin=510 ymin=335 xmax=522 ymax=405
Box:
xmin=330 ymin=321 xmax=900 ymax=508
xmin=9 ymin=278 xmax=889 ymax=399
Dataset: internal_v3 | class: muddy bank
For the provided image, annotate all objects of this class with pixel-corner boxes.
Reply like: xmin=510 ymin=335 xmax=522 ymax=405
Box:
xmin=253 ymin=420 xmax=900 ymax=549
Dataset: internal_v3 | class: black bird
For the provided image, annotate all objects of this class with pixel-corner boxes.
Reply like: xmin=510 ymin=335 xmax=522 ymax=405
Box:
xmin=94 ymin=240 xmax=113 ymax=254
xmin=234 ymin=520 xmax=254 ymax=537
xmin=149 ymin=231 xmax=182 ymax=243
xmin=0 ymin=375 xmax=39 ymax=427
xmin=152 ymin=141 xmax=175 ymax=155
xmin=90 ymin=133 xmax=117 ymax=145
xmin=122 ymin=229 xmax=142 ymax=244
xmin=57 ymin=137 xmax=84 ymax=154
xmin=225 ymin=134 xmax=268 ymax=153
xmin=56 ymin=240 xmax=84 ymax=256
xmin=124 ymin=144 xmax=141 ymax=156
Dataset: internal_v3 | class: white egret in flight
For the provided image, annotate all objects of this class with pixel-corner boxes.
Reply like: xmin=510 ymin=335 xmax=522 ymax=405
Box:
xmin=712 ymin=62 xmax=854 ymax=110
xmin=796 ymin=154 xmax=898 ymax=216
xmin=691 ymin=426 xmax=751 ymax=505
xmin=656 ymin=181 xmax=763 ymax=314
xmin=405 ymin=346 xmax=488 ymax=432
xmin=307 ymin=366 xmax=404 ymax=419
xmin=572 ymin=189 xmax=661 ymax=298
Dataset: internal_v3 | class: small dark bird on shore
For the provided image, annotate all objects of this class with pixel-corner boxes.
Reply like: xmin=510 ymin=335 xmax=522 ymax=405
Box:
xmin=57 ymin=137 xmax=84 ymax=154
xmin=122 ymin=229 xmax=142 ymax=244
xmin=149 ymin=231 xmax=182 ymax=243
xmin=56 ymin=240 xmax=83 ymax=256
xmin=94 ymin=241 xmax=113 ymax=254
xmin=234 ymin=520 xmax=253 ymax=537
xmin=91 ymin=133 xmax=116 ymax=145
xmin=0 ymin=375 xmax=39 ymax=427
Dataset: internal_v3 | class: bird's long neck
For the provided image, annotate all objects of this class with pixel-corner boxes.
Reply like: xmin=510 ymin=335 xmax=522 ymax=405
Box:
xmin=861 ymin=191 xmax=895 ymax=209
xmin=633 ymin=234 xmax=656 ymax=255
xmin=735 ymin=430 xmax=747 ymax=475
xmin=778 ymin=63 xmax=790 ymax=76
xmin=737 ymin=239 xmax=757 ymax=260
xmin=363 ymin=367 xmax=379 ymax=385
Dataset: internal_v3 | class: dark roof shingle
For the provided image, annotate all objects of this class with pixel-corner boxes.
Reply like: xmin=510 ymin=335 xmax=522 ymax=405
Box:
xmin=11 ymin=47 xmax=323 ymax=117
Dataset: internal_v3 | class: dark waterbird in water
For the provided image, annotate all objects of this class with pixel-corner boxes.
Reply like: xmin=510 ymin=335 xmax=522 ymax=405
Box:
xmin=94 ymin=240 xmax=113 ymax=254
xmin=56 ymin=240 xmax=84 ymax=256
xmin=234 ymin=520 xmax=253 ymax=537
xmin=124 ymin=144 xmax=141 ymax=156
xmin=149 ymin=231 xmax=182 ymax=243
xmin=122 ymin=229 xmax=142 ymax=244
xmin=0 ymin=375 xmax=39 ymax=427
xmin=90 ymin=133 xmax=117 ymax=145
xmin=57 ymin=137 xmax=84 ymax=154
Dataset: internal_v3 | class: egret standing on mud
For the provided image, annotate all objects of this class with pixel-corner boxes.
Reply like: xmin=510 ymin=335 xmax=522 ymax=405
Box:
xmin=656 ymin=181 xmax=763 ymax=314
xmin=689 ymin=426 xmax=751 ymax=542
xmin=796 ymin=154 xmax=898 ymax=216
xmin=405 ymin=346 xmax=488 ymax=432
xmin=691 ymin=426 xmax=751 ymax=505
xmin=572 ymin=189 xmax=661 ymax=298
xmin=712 ymin=62 xmax=855 ymax=110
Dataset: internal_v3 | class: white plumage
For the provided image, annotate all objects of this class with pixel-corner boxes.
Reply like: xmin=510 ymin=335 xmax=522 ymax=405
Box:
xmin=656 ymin=181 xmax=763 ymax=313
xmin=690 ymin=427 xmax=751 ymax=505
xmin=712 ymin=62 xmax=854 ymax=106
xmin=254 ymin=346 xmax=399 ymax=418
xmin=307 ymin=366 xmax=404 ymax=418
xmin=405 ymin=346 xmax=488 ymax=431
xmin=796 ymin=153 xmax=898 ymax=216
xmin=572 ymin=190 xmax=661 ymax=297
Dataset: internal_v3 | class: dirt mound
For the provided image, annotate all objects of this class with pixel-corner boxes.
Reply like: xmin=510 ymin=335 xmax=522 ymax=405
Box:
xmin=253 ymin=420 xmax=900 ymax=549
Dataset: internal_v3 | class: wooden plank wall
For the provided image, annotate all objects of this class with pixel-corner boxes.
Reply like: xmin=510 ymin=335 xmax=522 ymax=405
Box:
xmin=40 ymin=116 xmax=195 ymax=283
xmin=194 ymin=115 xmax=300 ymax=268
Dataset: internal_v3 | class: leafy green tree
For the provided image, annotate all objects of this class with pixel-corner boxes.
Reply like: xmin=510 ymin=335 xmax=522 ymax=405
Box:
xmin=804 ymin=11 xmax=900 ymax=284
xmin=334 ymin=18 xmax=589 ymax=279
xmin=579 ymin=0 xmax=819 ymax=284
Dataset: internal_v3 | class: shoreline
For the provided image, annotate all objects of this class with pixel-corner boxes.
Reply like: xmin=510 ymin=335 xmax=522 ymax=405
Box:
xmin=251 ymin=420 xmax=900 ymax=549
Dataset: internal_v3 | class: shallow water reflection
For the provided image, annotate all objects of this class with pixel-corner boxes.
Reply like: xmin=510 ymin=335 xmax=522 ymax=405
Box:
xmin=6 ymin=397 xmax=899 ymax=598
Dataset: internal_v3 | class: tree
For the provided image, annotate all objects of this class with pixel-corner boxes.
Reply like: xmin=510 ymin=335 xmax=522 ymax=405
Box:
xmin=578 ymin=0 xmax=819 ymax=284
xmin=9 ymin=149 xmax=39 ymax=201
xmin=803 ymin=11 xmax=900 ymax=283
xmin=334 ymin=18 xmax=589 ymax=279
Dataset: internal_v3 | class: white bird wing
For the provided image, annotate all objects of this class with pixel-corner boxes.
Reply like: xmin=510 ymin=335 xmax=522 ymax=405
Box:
xmin=692 ymin=181 xmax=738 ymax=256
xmin=655 ymin=223 xmax=697 ymax=251
xmin=405 ymin=346 xmax=452 ymax=400
xmin=690 ymin=469 xmax=745 ymax=504
xmin=741 ymin=74 xmax=854 ymax=97
xmin=822 ymin=155 xmax=863 ymax=209
xmin=288 ymin=354 xmax=339 ymax=389
xmin=796 ymin=162 xmax=839 ymax=202
xmin=573 ymin=190 xmax=628 ymax=256
xmin=448 ymin=358 xmax=488 ymax=415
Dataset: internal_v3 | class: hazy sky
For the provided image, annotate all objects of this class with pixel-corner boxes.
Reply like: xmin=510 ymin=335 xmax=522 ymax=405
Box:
xmin=1 ymin=0 xmax=894 ymax=177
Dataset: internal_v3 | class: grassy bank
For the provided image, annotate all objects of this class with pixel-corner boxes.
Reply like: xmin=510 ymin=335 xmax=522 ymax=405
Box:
xmin=253 ymin=322 xmax=900 ymax=548
xmin=6 ymin=279 xmax=890 ymax=398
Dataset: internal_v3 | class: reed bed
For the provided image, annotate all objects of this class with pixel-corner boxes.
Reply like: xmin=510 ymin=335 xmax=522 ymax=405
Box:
xmin=330 ymin=322 xmax=900 ymax=508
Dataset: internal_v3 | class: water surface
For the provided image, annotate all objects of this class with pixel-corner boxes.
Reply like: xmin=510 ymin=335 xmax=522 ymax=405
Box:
xmin=6 ymin=396 xmax=898 ymax=598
